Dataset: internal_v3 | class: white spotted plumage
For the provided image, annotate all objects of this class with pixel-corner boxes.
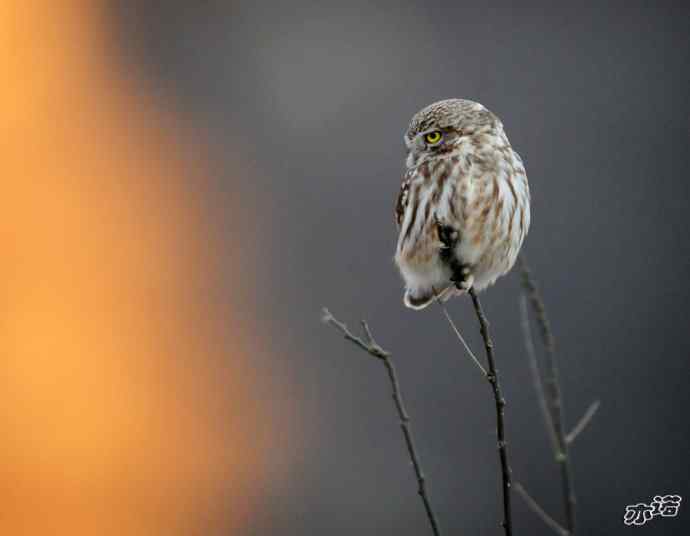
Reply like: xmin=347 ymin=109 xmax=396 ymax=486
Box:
xmin=394 ymin=99 xmax=530 ymax=309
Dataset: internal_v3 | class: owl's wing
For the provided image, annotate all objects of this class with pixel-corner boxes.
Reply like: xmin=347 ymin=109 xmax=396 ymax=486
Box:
xmin=395 ymin=172 xmax=412 ymax=230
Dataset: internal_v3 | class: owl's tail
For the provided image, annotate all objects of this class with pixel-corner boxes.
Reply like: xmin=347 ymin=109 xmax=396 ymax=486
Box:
xmin=404 ymin=289 xmax=435 ymax=310
xmin=403 ymin=285 xmax=457 ymax=310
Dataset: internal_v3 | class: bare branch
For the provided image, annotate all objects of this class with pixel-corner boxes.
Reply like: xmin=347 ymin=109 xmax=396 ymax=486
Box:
xmin=468 ymin=288 xmax=513 ymax=536
xmin=514 ymin=482 xmax=570 ymax=536
xmin=517 ymin=256 xmax=577 ymax=533
xmin=437 ymin=302 xmax=487 ymax=377
xmin=321 ymin=308 xmax=388 ymax=359
xmin=322 ymin=308 xmax=442 ymax=536
xmin=520 ymin=295 xmax=559 ymax=454
xmin=566 ymin=401 xmax=600 ymax=445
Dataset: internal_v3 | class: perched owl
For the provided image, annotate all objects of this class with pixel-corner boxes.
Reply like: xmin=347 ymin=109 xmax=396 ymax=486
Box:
xmin=394 ymin=99 xmax=530 ymax=309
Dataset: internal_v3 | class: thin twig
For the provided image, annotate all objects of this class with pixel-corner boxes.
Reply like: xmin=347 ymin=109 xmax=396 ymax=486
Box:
xmin=438 ymin=302 xmax=487 ymax=377
xmin=566 ymin=401 xmax=600 ymax=445
xmin=321 ymin=309 xmax=388 ymax=358
xmin=467 ymin=288 xmax=513 ymax=536
xmin=322 ymin=308 xmax=442 ymax=536
xmin=519 ymin=295 xmax=559 ymax=454
xmin=513 ymin=483 xmax=569 ymax=536
xmin=517 ymin=256 xmax=576 ymax=533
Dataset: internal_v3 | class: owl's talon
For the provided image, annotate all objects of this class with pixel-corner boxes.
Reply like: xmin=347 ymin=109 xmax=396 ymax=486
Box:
xmin=451 ymin=271 xmax=474 ymax=291
xmin=449 ymin=261 xmax=473 ymax=291
xmin=435 ymin=219 xmax=459 ymax=266
xmin=436 ymin=223 xmax=458 ymax=249
xmin=458 ymin=274 xmax=474 ymax=291
xmin=434 ymin=217 xmax=472 ymax=289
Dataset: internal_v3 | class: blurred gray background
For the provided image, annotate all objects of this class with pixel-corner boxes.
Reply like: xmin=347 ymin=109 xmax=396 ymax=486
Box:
xmin=112 ymin=1 xmax=689 ymax=534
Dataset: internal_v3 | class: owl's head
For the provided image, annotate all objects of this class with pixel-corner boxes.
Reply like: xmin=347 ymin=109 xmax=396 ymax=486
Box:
xmin=404 ymin=99 xmax=500 ymax=167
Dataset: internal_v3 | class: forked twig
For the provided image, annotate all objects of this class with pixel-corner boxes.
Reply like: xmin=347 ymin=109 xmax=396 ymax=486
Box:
xmin=321 ymin=308 xmax=442 ymax=536
xmin=467 ymin=288 xmax=513 ymax=536
xmin=513 ymin=483 xmax=569 ymax=536
xmin=517 ymin=256 xmax=599 ymax=535
xmin=517 ymin=257 xmax=575 ymax=532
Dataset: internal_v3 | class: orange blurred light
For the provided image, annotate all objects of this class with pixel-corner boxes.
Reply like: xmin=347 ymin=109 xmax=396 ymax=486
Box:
xmin=0 ymin=1 xmax=268 ymax=534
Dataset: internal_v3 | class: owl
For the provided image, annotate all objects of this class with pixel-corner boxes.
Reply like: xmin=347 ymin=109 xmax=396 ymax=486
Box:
xmin=394 ymin=99 xmax=530 ymax=309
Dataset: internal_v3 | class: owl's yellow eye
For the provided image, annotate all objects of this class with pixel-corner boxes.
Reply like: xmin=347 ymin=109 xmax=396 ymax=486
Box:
xmin=424 ymin=131 xmax=442 ymax=144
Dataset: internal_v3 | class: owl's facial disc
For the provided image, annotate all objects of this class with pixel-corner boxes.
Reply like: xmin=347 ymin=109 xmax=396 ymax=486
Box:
xmin=403 ymin=99 xmax=501 ymax=170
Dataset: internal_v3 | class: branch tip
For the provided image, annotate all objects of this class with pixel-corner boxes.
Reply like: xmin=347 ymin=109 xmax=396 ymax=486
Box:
xmin=566 ymin=400 xmax=600 ymax=445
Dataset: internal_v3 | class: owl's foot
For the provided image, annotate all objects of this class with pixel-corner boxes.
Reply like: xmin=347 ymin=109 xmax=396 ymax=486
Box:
xmin=450 ymin=264 xmax=474 ymax=292
xmin=435 ymin=218 xmax=474 ymax=292
xmin=436 ymin=222 xmax=459 ymax=262
xmin=436 ymin=221 xmax=458 ymax=263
